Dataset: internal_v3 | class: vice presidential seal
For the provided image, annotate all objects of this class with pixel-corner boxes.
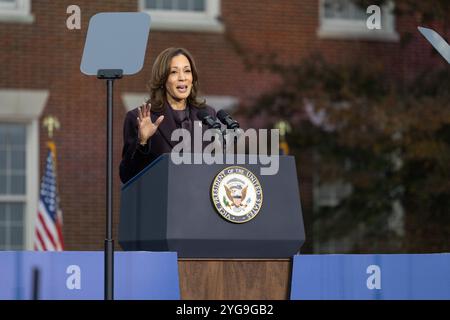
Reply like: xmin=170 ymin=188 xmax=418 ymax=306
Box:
xmin=211 ymin=166 xmax=263 ymax=223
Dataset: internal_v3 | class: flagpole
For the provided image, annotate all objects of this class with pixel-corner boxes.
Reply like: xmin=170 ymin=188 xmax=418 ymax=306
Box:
xmin=47 ymin=140 xmax=64 ymax=250
xmin=35 ymin=116 xmax=64 ymax=252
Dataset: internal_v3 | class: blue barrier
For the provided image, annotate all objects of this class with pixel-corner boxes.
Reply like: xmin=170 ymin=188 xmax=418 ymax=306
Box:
xmin=291 ymin=253 xmax=450 ymax=300
xmin=0 ymin=251 xmax=180 ymax=300
xmin=3 ymin=252 xmax=448 ymax=300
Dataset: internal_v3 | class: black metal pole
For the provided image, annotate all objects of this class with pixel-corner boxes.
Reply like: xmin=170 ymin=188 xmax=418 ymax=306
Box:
xmin=97 ymin=69 xmax=122 ymax=301
xmin=31 ymin=267 xmax=40 ymax=300
xmin=105 ymin=78 xmax=114 ymax=300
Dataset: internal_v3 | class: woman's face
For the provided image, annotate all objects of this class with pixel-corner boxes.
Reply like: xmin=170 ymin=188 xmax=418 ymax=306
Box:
xmin=165 ymin=54 xmax=193 ymax=102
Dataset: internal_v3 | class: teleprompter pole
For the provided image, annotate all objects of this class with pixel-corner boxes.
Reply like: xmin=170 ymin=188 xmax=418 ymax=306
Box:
xmin=97 ymin=69 xmax=123 ymax=300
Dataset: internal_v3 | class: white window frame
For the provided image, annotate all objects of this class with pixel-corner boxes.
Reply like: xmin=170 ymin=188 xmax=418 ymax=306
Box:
xmin=0 ymin=0 xmax=16 ymax=10
xmin=0 ymin=89 xmax=48 ymax=250
xmin=317 ymin=0 xmax=399 ymax=42
xmin=0 ymin=0 xmax=34 ymax=23
xmin=139 ymin=0 xmax=224 ymax=33
xmin=0 ymin=121 xmax=36 ymax=250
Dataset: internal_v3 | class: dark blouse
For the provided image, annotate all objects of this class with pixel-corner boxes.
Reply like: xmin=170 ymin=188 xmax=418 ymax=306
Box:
xmin=119 ymin=102 xmax=216 ymax=184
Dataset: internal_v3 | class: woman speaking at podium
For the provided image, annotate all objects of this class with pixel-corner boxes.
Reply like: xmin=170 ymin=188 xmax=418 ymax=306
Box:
xmin=119 ymin=47 xmax=216 ymax=184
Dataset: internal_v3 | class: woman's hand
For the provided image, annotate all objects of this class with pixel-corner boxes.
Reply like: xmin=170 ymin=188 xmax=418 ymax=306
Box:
xmin=137 ymin=102 xmax=164 ymax=145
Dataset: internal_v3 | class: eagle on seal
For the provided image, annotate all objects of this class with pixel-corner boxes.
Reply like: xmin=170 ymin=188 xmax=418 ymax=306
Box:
xmin=225 ymin=184 xmax=248 ymax=208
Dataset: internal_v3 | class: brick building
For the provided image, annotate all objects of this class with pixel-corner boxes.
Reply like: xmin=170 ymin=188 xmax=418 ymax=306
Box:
xmin=0 ymin=0 xmax=446 ymax=252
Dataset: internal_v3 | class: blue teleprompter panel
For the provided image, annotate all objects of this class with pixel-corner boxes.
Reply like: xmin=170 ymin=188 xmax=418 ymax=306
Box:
xmin=0 ymin=251 xmax=179 ymax=300
xmin=291 ymin=254 xmax=450 ymax=300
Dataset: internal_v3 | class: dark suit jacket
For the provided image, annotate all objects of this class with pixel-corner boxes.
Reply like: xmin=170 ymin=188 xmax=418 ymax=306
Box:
xmin=119 ymin=102 xmax=217 ymax=184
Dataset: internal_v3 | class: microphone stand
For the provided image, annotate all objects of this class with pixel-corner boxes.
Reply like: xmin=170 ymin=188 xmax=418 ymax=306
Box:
xmin=221 ymin=128 xmax=227 ymax=159
xmin=221 ymin=127 xmax=240 ymax=162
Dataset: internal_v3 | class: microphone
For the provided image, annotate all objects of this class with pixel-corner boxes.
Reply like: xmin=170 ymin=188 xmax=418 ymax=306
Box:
xmin=217 ymin=110 xmax=240 ymax=129
xmin=197 ymin=110 xmax=221 ymax=129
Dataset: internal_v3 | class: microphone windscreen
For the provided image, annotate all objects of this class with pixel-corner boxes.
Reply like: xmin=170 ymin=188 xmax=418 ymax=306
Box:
xmin=197 ymin=109 xmax=210 ymax=121
xmin=217 ymin=109 xmax=229 ymax=122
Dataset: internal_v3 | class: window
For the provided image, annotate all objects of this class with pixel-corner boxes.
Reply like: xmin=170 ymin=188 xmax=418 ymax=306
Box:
xmin=0 ymin=124 xmax=26 ymax=250
xmin=318 ymin=0 xmax=398 ymax=41
xmin=139 ymin=0 xmax=223 ymax=33
xmin=145 ymin=0 xmax=206 ymax=11
xmin=0 ymin=89 xmax=46 ymax=250
xmin=0 ymin=0 xmax=33 ymax=23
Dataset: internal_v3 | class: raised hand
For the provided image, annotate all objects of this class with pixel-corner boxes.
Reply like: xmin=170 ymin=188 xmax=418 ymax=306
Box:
xmin=137 ymin=101 xmax=164 ymax=145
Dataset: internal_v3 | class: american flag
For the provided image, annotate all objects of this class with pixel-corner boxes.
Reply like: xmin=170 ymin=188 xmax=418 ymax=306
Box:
xmin=34 ymin=150 xmax=64 ymax=251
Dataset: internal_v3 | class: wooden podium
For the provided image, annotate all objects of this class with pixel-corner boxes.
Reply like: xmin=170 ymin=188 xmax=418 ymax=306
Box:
xmin=178 ymin=259 xmax=292 ymax=300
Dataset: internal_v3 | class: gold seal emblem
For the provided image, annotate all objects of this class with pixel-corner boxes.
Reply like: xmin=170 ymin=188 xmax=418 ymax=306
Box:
xmin=211 ymin=166 xmax=263 ymax=223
